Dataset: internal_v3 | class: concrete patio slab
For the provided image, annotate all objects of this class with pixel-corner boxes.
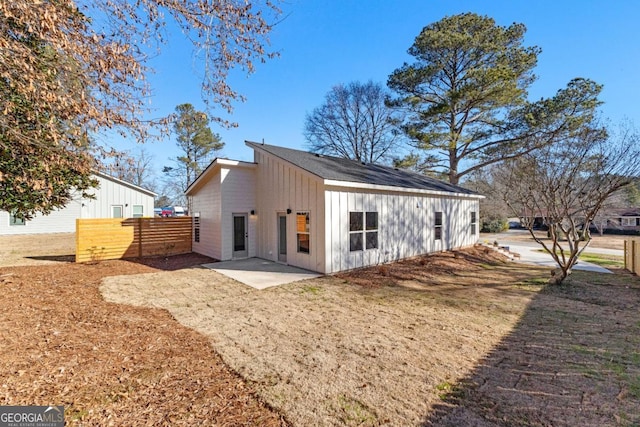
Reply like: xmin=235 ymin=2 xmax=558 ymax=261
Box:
xmin=202 ymin=258 xmax=322 ymax=289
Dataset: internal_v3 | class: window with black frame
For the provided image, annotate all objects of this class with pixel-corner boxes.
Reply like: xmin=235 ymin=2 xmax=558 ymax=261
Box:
xmin=470 ymin=211 xmax=477 ymax=235
xmin=435 ymin=211 xmax=443 ymax=240
xmin=297 ymin=212 xmax=310 ymax=253
xmin=349 ymin=211 xmax=378 ymax=251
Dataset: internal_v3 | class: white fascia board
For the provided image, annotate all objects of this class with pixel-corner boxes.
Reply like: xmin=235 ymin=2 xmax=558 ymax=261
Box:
xmin=323 ymin=179 xmax=485 ymax=199
xmin=185 ymin=158 xmax=256 ymax=195
xmin=216 ymin=159 xmax=257 ymax=169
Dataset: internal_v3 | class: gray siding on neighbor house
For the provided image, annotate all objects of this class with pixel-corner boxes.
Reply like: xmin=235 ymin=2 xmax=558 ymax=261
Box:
xmin=0 ymin=199 xmax=82 ymax=235
xmin=0 ymin=173 xmax=155 ymax=235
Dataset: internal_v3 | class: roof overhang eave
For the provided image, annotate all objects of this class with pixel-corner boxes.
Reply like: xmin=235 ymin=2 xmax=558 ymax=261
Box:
xmin=323 ymin=179 xmax=485 ymax=199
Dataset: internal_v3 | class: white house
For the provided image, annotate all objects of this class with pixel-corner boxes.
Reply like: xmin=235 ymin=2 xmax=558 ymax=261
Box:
xmin=186 ymin=142 xmax=483 ymax=274
xmin=0 ymin=171 xmax=156 ymax=235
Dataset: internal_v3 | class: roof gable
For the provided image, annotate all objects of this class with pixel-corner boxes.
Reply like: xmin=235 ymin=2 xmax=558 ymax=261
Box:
xmin=185 ymin=158 xmax=257 ymax=195
xmin=93 ymin=170 xmax=156 ymax=197
xmin=246 ymin=141 xmax=480 ymax=197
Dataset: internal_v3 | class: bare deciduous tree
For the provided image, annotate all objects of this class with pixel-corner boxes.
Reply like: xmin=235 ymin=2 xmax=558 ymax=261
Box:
xmin=304 ymin=81 xmax=400 ymax=164
xmin=1 ymin=0 xmax=279 ymax=218
xmin=97 ymin=147 xmax=156 ymax=189
xmin=498 ymin=122 xmax=640 ymax=284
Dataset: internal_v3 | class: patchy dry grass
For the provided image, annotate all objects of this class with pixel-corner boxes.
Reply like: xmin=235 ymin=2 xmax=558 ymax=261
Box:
xmin=0 ymin=232 xmax=76 ymax=267
xmin=102 ymin=248 xmax=551 ymax=426
xmin=103 ymin=248 xmax=640 ymax=426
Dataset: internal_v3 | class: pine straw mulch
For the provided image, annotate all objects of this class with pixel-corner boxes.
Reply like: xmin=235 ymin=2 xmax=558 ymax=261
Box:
xmin=0 ymin=254 xmax=288 ymax=426
xmin=337 ymin=245 xmax=510 ymax=288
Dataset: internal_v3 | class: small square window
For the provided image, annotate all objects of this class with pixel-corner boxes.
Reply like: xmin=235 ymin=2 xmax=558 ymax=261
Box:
xmin=132 ymin=205 xmax=144 ymax=218
xmin=112 ymin=205 xmax=123 ymax=218
xmin=9 ymin=213 xmax=25 ymax=226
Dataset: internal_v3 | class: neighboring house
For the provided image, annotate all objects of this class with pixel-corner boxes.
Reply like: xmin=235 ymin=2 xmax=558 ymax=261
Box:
xmin=0 ymin=171 xmax=155 ymax=235
xmin=186 ymin=141 xmax=482 ymax=274
xmin=604 ymin=208 xmax=640 ymax=233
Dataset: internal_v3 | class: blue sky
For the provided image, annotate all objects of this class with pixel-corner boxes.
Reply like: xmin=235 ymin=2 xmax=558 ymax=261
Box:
xmin=112 ymin=0 xmax=640 ymax=178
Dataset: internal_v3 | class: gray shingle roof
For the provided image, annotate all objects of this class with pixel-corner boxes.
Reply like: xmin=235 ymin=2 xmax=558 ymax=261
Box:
xmin=246 ymin=141 xmax=479 ymax=196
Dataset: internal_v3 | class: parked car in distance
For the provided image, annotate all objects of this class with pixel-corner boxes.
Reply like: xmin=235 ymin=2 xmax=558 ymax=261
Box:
xmin=153 ymin=207 xmax=162 ymax=217
xmin=159 ymin=206 xmax=188 ymax=217
xmin=160 ymin=206 xmax=175 ymax=217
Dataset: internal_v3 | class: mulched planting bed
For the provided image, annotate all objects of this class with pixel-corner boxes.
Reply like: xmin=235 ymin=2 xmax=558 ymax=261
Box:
xmin=0 ymin=255 xmax=287 ymax=426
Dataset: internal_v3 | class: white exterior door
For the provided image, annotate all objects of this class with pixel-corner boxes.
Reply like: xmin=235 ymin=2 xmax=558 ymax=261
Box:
xmin=232 ymin=214 xmax=248 ymax=258
xmin=277 ymin=213 xmax=287 ymax=262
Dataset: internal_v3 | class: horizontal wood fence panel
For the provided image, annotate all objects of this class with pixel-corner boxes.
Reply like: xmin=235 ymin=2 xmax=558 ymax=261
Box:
xmin=76 ymin=217 xmax=192 ymax=262
xmin=624 ymin=239 xmax=640 ymax=275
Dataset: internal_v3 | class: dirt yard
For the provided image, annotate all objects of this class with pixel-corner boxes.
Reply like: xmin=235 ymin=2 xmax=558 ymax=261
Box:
xmin=0 ymin=256 xmax=287 ymax=426
xmin=0 ymin=232 xmax=76 ymax=267
xmin=100 ymin=248 xmax=640 ymax=426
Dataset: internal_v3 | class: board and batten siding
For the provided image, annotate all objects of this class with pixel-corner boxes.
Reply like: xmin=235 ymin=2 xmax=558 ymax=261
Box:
xmin=82 ymin=174 xmax=154 ymax=220
xmin=324 ymin=187 xmax=480 ymax=274
xmin=219 ymin=166 xmax=257 ymax=260
xmin=190 ymin=167 xmax=223 ymax=260
xmin=253 ymin=150 xmax=326 ymax=272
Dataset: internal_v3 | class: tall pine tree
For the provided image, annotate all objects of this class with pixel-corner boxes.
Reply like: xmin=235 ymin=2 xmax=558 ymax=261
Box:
xmin=164 ymin=103 xmax=224 ymax=201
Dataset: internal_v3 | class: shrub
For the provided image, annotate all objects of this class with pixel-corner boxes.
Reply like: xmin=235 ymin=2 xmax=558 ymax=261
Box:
xmin=481 ymin=218 xmax=509 ymax=233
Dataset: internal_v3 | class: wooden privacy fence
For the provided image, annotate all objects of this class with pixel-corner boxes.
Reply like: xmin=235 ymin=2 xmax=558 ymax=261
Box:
xmin=76 ymin=217 xmax=192 ymax=263
xmin=624 ymin=239 xmax=640 ymax=275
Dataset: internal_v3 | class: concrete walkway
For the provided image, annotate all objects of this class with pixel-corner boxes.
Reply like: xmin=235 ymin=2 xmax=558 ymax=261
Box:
xmin=202 ymin=258 xmax=322 ymax=290
xmin=483 ymin=230 xmax=624 ymax=257
xmin=494 ymin=243 xmax=612 ymax=274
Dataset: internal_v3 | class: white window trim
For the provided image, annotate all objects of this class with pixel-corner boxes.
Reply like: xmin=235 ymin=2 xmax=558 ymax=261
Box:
xmin=435 ymin=211 xmax=443 ymax=240
xmin=349 ymin=211 xmax=379 ymax=252
xmin=132 ymin=205 xmax=144 ymax=218
xmin=112 ymin=205 xmax=124 ymax=218
xmin=621 ymin=217 xmax=636 ymax=227
xmin=470 ymin=211 xmax=477 ymax=235
xmin=296 ymin=211 xmax=310 ymax=254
